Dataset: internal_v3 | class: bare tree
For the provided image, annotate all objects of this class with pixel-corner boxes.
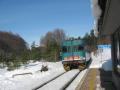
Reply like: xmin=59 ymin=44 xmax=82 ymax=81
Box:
xmin=53 ymin=29 xmax=66 ymax=46
xmin=40 ymin=29 xmax=66 ymax=61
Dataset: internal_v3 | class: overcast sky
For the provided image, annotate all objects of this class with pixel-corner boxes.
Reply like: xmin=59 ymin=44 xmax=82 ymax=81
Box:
xmin=0 ymin=0 xmax=94 ymax=45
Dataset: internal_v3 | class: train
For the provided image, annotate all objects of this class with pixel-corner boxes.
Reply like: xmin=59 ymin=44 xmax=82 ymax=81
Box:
xmin=60 ymin=38 xmax=91 ymax=71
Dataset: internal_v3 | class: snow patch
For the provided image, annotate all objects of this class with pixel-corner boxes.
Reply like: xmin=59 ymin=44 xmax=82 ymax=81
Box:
xmin=102 ymin=59 xmax=112 ymax=71
xmin=90 ymin=48 xmax=112 ymax=71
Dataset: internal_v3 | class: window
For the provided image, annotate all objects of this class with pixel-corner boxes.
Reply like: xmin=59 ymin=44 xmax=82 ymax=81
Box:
xmin=62 ymin=46 xmax=67 ymax=52
xmin=67 ymin=46 xmax=72 ymax=52
xmin=116 ymin=31 xmax=120 ymax=73
xmin=62 ymin=45 xmax=84 ymax=52
xmin=72 ymin=45 xmax=84 ymax=52
xmin=73 ymin=46 xmax=78 ymax=52
xmin=113 ymin=29 xmax=120 ymax=74
xmin=78 ymin=45 xmax=84 ymax=51
xmin=62 ymin=46 xmax=72 ymax=52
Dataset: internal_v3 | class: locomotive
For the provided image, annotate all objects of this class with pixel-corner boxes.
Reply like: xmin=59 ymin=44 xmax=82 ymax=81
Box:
xmin=60 ymin=38 xmax=91 ymax=71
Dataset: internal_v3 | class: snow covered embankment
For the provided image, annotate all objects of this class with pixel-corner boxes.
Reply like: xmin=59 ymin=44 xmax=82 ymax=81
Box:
xmin=90 ymin=48 xmax=112 ymax=71
xmin=0 ymin=61 xmax=65 ymax=90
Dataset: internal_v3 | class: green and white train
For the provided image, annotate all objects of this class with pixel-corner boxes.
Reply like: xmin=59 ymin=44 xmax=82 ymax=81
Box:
xmin=60 ymin=38 xmax=91 ymax=71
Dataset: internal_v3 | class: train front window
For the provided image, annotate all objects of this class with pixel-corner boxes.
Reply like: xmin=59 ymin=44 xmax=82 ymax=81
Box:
xmin=62 ymin=46 xmax=67 ymax=52
xmin=62 ymin=46 xmax=72 ymax=52
xmin=78 ymin=46 xmax=84 ymax=51
xmin=72 ymin=45 xmax=84 ymax=52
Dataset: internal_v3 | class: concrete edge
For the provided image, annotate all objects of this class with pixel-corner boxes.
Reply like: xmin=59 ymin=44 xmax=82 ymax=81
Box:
xmin=75 ymin=69 xmax=89 ymax=90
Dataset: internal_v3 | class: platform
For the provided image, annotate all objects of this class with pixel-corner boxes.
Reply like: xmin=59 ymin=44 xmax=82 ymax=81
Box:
xmin=76 ymin=68 xmax=116 ymax=90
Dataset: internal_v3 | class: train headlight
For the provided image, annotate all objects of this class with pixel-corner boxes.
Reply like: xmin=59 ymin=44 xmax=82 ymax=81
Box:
xmin=80 ymin=57 xmax=85 ymax=60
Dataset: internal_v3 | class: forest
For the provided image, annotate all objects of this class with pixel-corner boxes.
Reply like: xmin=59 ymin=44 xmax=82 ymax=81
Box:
xmin=0 ymin=29 xmax=110 ymax=70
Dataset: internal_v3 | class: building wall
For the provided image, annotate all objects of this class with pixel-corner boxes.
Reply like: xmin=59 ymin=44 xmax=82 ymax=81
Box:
xmin=101 ymin=0 xmax=120 ymax=36
xmin=112 ymin=28 xmax=120 ymax=89
xmin=96 ymin=0 xmax=120 ymax=89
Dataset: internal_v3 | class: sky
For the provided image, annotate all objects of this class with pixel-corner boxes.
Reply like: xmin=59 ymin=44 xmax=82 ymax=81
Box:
xmin=0 ymin=0 xmax=94 ymax=45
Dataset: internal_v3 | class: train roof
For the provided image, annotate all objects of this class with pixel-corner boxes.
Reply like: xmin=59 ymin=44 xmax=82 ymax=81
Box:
xmin=62 ymin=39 xmax=85 ymax=46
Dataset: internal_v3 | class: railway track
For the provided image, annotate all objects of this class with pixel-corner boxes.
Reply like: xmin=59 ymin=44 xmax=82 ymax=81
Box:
xmin=61 ymin=71 xmax=80 ymax=90
xmin=33 ymin=69 xmax=80 ymax=90
xmin=32 ymin=72 xmax=66 ymax=90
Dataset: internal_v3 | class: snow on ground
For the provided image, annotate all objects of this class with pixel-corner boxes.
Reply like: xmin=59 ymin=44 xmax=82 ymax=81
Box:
xmin=0 ymin=61 xmax=65 ymax=90
xmin=90 ymin=48 xmax=112 ymax=71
